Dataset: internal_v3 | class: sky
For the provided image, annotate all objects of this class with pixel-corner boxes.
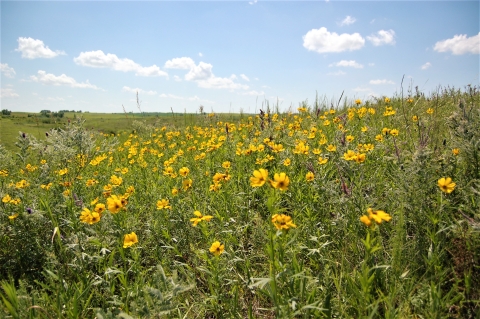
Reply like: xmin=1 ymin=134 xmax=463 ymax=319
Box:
xmin=1 ymin=1 xmax=479 ymax=114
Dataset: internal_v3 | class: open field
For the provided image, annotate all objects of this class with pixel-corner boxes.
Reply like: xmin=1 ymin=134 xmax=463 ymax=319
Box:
xmin=0 ymin=112 xmax=245 ymax=151
xmin=1 ymin=87 xmax=479 ymax=318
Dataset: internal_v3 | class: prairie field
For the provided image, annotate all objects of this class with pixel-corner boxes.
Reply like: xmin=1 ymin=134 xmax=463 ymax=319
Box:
xmin=1 ymin=87 xmax=479 ymax=318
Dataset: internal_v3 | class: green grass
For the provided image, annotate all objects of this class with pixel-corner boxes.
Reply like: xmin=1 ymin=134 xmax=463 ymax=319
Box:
xmin=0 ymin=112 xmax=246 ymax=151
xmin=0 ymin=87 xmax=479 ymax=318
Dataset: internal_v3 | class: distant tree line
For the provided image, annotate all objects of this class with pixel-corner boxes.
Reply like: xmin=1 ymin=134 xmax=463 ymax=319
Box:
xmin=1 ymin=109 xmax=11 ymax=115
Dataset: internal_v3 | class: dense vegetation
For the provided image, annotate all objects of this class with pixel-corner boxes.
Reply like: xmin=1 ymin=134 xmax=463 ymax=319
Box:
xmin=1 ymin=86 xmax=479 ymax=318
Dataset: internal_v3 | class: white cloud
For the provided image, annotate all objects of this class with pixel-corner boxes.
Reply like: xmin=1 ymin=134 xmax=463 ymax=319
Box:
xmin=122 ymin=86 xmax=157 ymax=95
xmin=240 ymin=74 xmax=250 ymax=81
xmin=1 ymin=63 xmax=16 ymax=78
xmin=303 ymin=27 xmax=365 ymax=53
xmin=164 ymin=57 xmax=196 ymax=69
xmin=421 ymin=62 xmax=432 ymax=70
xmin=15 ymin=37 xmax=66 ymax=59
xmin=329 ymin=60 xmax=364 ymax=68
xmin=369 ymin=79 xmax=395 ymax=85
xmin=249 ymin=0 xmax=258 ymax=4
xmin=173 ymin=75 xmax=182 ymax=82
xmin=74 ymin=50 xmax=168 ymax=77
xmin=242 ymin=90 xmax=265 ymax=96
xmin=367 ymin=30 xmax=396 ymax=46
xmin=165 ymin=57 xmax=248 ymax=90
xmin=339 ymin=16 xmax=356 ymax=26
xmin=368 ymin=63 xmax=375 ymax=67
xmin=198 ymin=52 xmax=203 ymax=57
xmin=30 ymin=70 xmax=101 ymax=89
xmin=326 ymin=70 xmax=346 ymax=76
xmin=434 ymin=33 xmax=480 ymax=55
xmin=0 ymin=88 xmax=19 ymax=98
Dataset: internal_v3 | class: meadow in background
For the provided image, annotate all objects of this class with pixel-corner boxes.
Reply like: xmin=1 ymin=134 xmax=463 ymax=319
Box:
xmin=0 ymin=86 xmax=479 ymax=318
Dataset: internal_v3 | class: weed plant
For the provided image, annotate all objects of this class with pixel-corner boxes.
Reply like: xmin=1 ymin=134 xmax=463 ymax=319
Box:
xmin=0 ymin=86 xmax=479 ymax=318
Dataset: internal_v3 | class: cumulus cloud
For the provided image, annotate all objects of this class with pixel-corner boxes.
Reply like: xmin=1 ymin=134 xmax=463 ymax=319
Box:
xmin=339 ymin=16 xmax=356 ymax=26
xmin=434 ymin=33 xmax=480 ymax=55
xmin=369 ymin=79 xmax=395 ymax=85
xmin=164 ymin=57 xmax=196 ymax=69
xmin=367 ymin=29 xmax=396 ymax=46
xmin=15 ymin=37 xmax=66 ymax=59
xmin=0 ymin=88 xmax=19 ymax=98
xmin=30 ymin=70 xmax=101 ymax=89
xmin=326 ymin=70 xmax=346 ymax=76
xmin=166 ymin=57 xmax=248 ymax=90
xmin=249 ymin=0 xmax=258 ymax=4
xmin=240 ymin=74 xmax=250 ymax=81
xmin=303 ymin=27 xmax=365 ymax=53
xmin=1 ymin=63 xmax=16 ymax=78
xmin=421 ymin=62 xmax=432 ymax=70
xmin=173 ymin=75 xmax=182 ymax=82
xmin=122 ymin=86 xmax=157 ymax=95
xmin=74 ymin=50 xmax=168 ymax=77
xmin=329 ymin=60 xmax=364 ymax=68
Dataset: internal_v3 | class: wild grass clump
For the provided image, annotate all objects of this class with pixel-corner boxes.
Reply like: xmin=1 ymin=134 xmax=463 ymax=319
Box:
xmin=1 ymin=86 xmax=479 ymax=318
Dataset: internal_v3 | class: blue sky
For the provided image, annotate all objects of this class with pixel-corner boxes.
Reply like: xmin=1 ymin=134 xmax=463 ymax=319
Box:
xmin=1 ymin=1 xmax=479 ymax=114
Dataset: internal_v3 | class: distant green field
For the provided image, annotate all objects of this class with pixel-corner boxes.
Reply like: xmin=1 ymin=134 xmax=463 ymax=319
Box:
xmin=0 ymin=112 xmax=246 ymax=151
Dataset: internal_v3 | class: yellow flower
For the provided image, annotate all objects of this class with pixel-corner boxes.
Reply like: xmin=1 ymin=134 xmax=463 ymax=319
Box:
xmin=156 ymin=199 xmax=172 ymax=210
xmin=58 ymin=168 xmax=68 ymax=176
xmin=109 ymin=175 xmax=123 ymax=186
xmin=283 ymin=158 xmax=291 ymax=166
xmin=107 ymin=195 xmax=123 ymax=213
xmin=182 ymin=178 xmax=193 ymax=190
xmin=80 ymin=208 xmax=101 ymax=225
xmin=2 ymin=194 xmax=11 ymax=203
xmin=355 ymin=99 xmax=362 ymax=105
xmin=390 ymin=129 xmax=399 ymax=136
xmin=412 ymin=115 xmax=419 ymax=122
xmin=343 ymin=150 xmax=357 ymax=161
xmin=271 ymin=214 xmax=297 ymax=230
xmin=346 ymin=135 xmax=355 ymax=143
xmin=179 ymin=167 xmax=190 ymax=177
xmin=8 ymin=213 xmax=19 ymax=221
xmin=15 ymin=180 xmax=29 ymax=189
xmin=269 ymin=173 xmax=290 ymax=191
xmin=407 ymin=98 xmax=414 ymax=103
xmin=361 ymin=126 xmax=368 ymax=132
xmin=426 ymin=108 xmax=434 ymax=114
xmin=452 ymin=148 xmax=460 ymax=156
xmin=382 ymin=127 xmax=391 ymax=135
xmin=360 ymin=215 xmax=372 ymax=227
xmin=190 ymin=210 xmax=213 ymax=227
xmin=306 ymin=171 xmax=314 ymax=182
xmin=326 ymin=144 xmax=336 ymax=152
xmin=318 ymin=156 xmax=328 ymax=165
xmin=172 ymin=187 xmax=179 ymax=196
xmin=354 ymin=153 xmax=366 ymax=163
xmin=123 ymin=232 xmax=138 ymax=248
xmin=438 ymin=177 xmax=456 ymax=194
xmin=367 ymin=208 xmax=392 ymax=224
xmin=384 ymin=97 xmax=391 ymax=103
xmin=92 ymin=203 xmax=105 ymax=214
xmin=209 ymin=241 xmax=225 ymax=256
xmin=312 ymin=148 xmax=322 ymax=155
xmin=63 ymin=189 xmax=71 ymax=197
xmin=222 ymin=161 xmax=231 ymax=169
xmin=375 ymin=134 xmax=384 ymax=142
xmin=250 ymin=169 xmax=268 ymax=187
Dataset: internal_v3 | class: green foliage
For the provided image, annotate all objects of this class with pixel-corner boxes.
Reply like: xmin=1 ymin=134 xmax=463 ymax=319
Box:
xmin=0 ymin=86 xmax=479 ymax=318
